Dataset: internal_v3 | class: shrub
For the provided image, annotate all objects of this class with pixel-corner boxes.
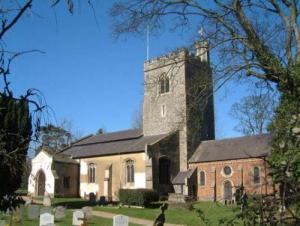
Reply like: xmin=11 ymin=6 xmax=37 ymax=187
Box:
xmin=119 ymin=189 xmax=158 ymax=207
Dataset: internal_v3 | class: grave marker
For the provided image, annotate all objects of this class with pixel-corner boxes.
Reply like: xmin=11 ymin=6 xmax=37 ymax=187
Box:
xmin=28 ymin=204 xmax=39 ymax=220
xmin=39 ymin=213 xmax=54 ymax=226
xmin=72 ymin=210 xmax=84 ymax=226
xmin=82 ymin=206 xmax=92 ymax=219
xmin=54 ymin=206 xmax=65 ymax=220
xmin=113 ymin=215 xmax=129 ymax=226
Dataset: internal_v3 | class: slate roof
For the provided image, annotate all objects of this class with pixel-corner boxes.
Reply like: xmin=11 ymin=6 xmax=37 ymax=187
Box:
xmin=62 ymin=129 xmax=169 ymax=158
xmin=189 ymin=134 xmax=271 ymax=163
xmin=172 ymin=168 xmax=196 ymax=184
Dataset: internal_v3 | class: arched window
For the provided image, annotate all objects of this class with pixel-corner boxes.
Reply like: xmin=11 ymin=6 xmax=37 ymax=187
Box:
xmin=253 ymin=166 xmax=260 ymax=184
xmin=199 ymin=171 xmax=206 ymax=186
xmin=126 ymin=159 xmax=135 ymax=183
xmin=88 ymin=163 xmax=96 ymax=183
xmin=159 ymin=74 xmax=169 ymax=94
xmin=159 ymin=157 xmax=171 ymax=184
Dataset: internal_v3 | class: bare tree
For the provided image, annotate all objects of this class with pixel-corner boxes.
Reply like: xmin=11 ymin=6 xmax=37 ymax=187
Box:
xmin=230 ymin=91 xmax=277 ymax=135
xmin=110 ymin=1 xmax=300 ymax=223
xmin=0 ymin=0 xmax=96 ymax=211
xmin=131 ymin=101 xmax=143 ymax=129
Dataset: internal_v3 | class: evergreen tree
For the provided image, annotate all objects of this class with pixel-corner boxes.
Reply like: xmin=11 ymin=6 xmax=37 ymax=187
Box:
xmin=0 ymin=94 xmax=32 ymax=211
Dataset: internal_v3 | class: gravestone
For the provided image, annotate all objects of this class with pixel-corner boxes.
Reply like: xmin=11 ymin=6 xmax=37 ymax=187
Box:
xmin=99 ymin=196 xmax=106 ymax=206
xmin=43 ymin=194 xmax=51 ymax=207
xmin=39 ymin=213 xmax=54 ymax=226
xmin=72 ymin=210 xmax=84 ymax=226
xmin=82 ymin=206 xmax=93 ymax=219
xmin=28 ymin=204 xmax=39 ymax=220
xmin=54 ymin=206 xmax=65 ymax=220
xmin=0 ymin=220 xmax=6 ymax=226
xmin=113 ymin=215 xmax=129 ymax=226
xmin=40 ymin=207 xmax=52 ymax=215
xmin=89 ymin=192 xmax=96 ymax=202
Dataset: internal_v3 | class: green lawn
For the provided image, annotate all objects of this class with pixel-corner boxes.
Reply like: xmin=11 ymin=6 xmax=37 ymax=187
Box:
xmin=94 ymin=202 xmax=242 ymax=226
xmin=0 ymin=205 xmax=141 ymax=226
xmin=25 ymin=197 xmax=243 ymax=225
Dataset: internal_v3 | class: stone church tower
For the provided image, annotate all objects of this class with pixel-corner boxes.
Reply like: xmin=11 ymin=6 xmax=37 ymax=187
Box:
xmin=143 ymin=43 xmax=215 ymax=171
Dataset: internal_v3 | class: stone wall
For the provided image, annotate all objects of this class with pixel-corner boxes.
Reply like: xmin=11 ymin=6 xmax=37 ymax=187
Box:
xmin=53 ymin=161 xmax=79 ymax=197
xmin=79 ymin=152 xmax=147 ymax=201
xmin=146 ymin=132 xmax=180 ymax=195
xmin=143 ymin=48 xmax=214 ymax=171
xmin=189 ymin=158 xmax=274 ymax=201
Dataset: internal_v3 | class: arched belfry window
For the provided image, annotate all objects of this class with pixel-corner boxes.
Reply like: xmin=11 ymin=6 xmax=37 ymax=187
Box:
xmin=126 ymin=159 xmax=135 ymax=183
xmin=159 ymin=74 xmax=169 ymax=94
xmin=88 ymin=163 xmax=96 ymax=183
xmin=199 ymin=171 xmax=206 ymax=186
xmin=253 ymin=166 xmax=260 ymax=184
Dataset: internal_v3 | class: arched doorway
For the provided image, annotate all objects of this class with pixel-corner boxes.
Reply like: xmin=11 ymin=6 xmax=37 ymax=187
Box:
xmin=224 ymin=180 xmax=233 ymax=200
xmin=36 ymin=170 xmax=46 ymax=196
xmin=159 ymin=157 xmax=171 ymax=185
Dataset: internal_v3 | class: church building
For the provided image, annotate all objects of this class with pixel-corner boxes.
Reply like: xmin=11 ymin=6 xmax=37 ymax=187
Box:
xmin=28 ymin=42 xmax=273 ymax=202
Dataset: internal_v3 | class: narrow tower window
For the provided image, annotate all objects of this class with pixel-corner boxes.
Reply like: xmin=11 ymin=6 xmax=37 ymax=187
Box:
xmin=161 ymin=104 xmax=166 ymax=117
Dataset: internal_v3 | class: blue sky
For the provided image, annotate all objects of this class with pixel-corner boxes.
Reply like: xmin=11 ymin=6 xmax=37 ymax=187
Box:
xmin=3 ymin=1 xmax=256 ymax=140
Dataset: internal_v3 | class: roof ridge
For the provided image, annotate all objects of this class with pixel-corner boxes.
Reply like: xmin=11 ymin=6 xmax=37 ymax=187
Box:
xmin=203 ymin=133 xmax=270 ymax=143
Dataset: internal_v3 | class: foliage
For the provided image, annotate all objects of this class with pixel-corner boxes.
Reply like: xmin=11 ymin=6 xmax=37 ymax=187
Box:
xmin=0 ymin=95 xmax=32 ymax=211
xmin=267 ymin=65 xmax=300 ymax=224
xmin=111 ymin=1 xmax=300 ymax=224
xmin=0 ymin=0 xmax=91 ymax=211
xmin=96 ymin=128 xmax=106 ymax=135
xmin=230 ymin=91 xmax=277 ymax=135
xmin=119 ymin=189 xmax=158 ymax=207
xmin=38 ymin=124 xmax=71 ymax=152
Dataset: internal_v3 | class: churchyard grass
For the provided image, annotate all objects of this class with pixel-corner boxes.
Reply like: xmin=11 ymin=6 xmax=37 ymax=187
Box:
xmin=94 ymin=201 xmax=243 ymax=226
xmin=0 ymin=204 xmax=142 ymax=226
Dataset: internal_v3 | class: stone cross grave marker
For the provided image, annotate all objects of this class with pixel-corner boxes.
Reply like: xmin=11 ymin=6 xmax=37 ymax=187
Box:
xmin=39 ymin=213 xmax=54 ymax=226
xmin=82 ymin=206 xmax=93 ymax=219
xmin=40 ymin=207 xmax=52 ymax=215
xmin=113 ymin=215 xmax=129 ymax=226
xmin=54 ymin=206 xmax=65 ymax=220
xmin=28 ymin=204 xmax=39 ymax=220
xmin=72 ymin=210 xmax=85 ymax=226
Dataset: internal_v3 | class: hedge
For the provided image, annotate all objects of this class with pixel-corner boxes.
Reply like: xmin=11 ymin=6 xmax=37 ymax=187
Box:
xmin=119 ymin=189 xmax=159 ymax=207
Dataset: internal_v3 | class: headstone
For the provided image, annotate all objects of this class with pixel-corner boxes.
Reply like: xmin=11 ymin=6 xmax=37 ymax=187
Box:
xmin=72 ymin=210 xmax=84 ymax=226
xmin=39 ymin=213 xmax=54 ymax=226
xmin=0 ymin=220 xmax=6 ymax=226
xmin=28 ymin=204 xmax=40 ymax=220
xmin=82 ymin=206 xmax=92 ymax=219
xmin=99 ymin=196 xmax=106 ymax=206
xmin=43 ymin=194 xmax=51 ymax=207
xmin=54 ymin=206 xmax=65 ymax=220
xmin=113 ymin=215 xmax=129 ymax=226
xmin=89 ymin=192 xmax=96 ymax=202
xmin=40 ymin=207 xmax=52 ymax=215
